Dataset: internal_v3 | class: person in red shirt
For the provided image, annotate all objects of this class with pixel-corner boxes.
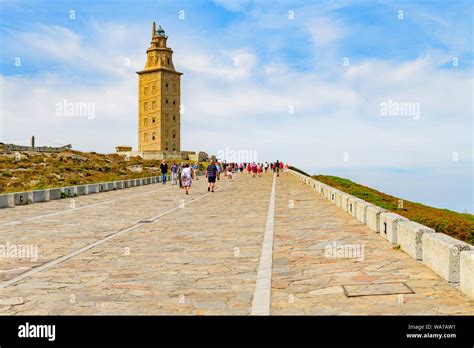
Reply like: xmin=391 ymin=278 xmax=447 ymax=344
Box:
xmin=250 ymin=162 xmax=257 ymax=177
xmin=247 ymin=163 xmax=251 ymax=174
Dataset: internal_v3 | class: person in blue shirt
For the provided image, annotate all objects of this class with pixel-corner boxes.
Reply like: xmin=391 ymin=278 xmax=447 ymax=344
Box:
xmin=206 ymin=161 xmax=218 ymax=192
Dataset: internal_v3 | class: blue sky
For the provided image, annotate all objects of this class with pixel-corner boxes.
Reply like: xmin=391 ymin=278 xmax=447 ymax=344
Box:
xmin=0 ymin=0 xmax=473 ymax=213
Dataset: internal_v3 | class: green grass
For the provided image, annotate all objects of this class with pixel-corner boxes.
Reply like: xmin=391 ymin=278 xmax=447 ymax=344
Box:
xmin=292 ymin=168 xmax=473 ymax=244
xmin=289 ymin=165 xmax=310 ymax=177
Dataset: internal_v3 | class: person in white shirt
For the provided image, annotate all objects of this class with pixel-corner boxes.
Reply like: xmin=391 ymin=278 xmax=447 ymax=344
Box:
xmin=181 ymin=162 xmax=194 ymax=195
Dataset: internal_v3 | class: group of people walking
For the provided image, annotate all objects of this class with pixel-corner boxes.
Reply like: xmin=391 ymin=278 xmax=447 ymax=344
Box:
xmin=221 ymin=161 xmax=289 ymax=177
xmin=159 ymin=159 xmax=289 ymax=195
xmin=160 ymin=161 xmax=199 ymax=195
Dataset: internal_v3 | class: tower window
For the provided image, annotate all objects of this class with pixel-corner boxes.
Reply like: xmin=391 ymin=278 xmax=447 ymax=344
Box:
xmin=166 ymin=147 xmax=168 ymax=151
xmin=144 ymin=102 xmax=148 ymax=111
xmin=173 ymin=100 xmax=175 ymax=105
xmin=173 ymin=116 xmax=175 ymax=120
xmin=152 ymin=101 xmax=156 ymax=109
xmin=152 ymin=85 xmax=156 ymax=93
xmin=144 ymin=118 xmax=148 ymax=126
xmin=173 ymin=134 xmax=175 ymax=139
xmin=152 ymin=117 xmax=156 ymax=124
xmin=166 ymin=99 xmax=168 ymax=104
xmin=152 ymin=132 xmax=155 ymax=140
xmin=166 ymin=83 xmax=168 ymax=88
xmin=144 ymin=87 xmax=148 ymax=95
xmin=167 ymin=59 xmax=170 ymax=64
xmin=144 ymin=133 xmax=148 ymax=142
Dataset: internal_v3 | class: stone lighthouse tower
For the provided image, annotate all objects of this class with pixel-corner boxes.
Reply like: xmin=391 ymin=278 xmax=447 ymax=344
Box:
xmin=137 ymin=22 xmax=182 ymax=153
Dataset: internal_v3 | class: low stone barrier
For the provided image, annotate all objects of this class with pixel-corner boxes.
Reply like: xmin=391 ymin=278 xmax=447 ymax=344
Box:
xmin=77 ymin=185 xmax=88 ymax=196
xmin=320 ymin=185 xmax=328 ymax=197
xmin=323 ymin=186 xmax=331 ymax=200
xmin=379 ymin=212 xmax=408 ymax=244
xmin=335 ymin=191 xmax=343 ymax=207
xmin=32 ymin=190 xmax=47 ymax=203
xmin=316 ymin=182 xmax=322 ymax=192
xmin=61 ymin=186 xmax=77 ymax=197
xmin=460 ymin=251 xmax=474 ymax=299
xmin=329 ymin=189 xmax=338 ymax=204
xmin=14 ymin=192 xmax=31 ymax=205
xmin=397 ymin=221 xmax=435 ymax=260
xmin=340 ymin=194 xmax=350 ymax=212
xmin=49 ymin=188 xmax=62 ymax=200
xmin=0 ymin=194 xmax=12 ymax=208
xmin=289 ymin=169 xmax=474 ymax=297
xmin=422 ymin=233 xmax=472 ymax=283
xmin=355 ymin=201 xmax=373 ymax=224
xmin=366 ymin=205 xmax=386 ymax=233
xmin=348 ymin=197 xmax=364 ymax=218
xmin=87 ymin=184 xmax=98 ymax=194
xmin=0 ymin=174 xmax=173 ymax=209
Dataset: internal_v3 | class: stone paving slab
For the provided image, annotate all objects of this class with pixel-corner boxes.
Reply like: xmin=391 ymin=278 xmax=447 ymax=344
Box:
xmin=271 ymin=173 xmax=474 ymax=315
xmin=0 ymin=171 xmax=472 ymax=315
xmin=0 ymin=173 xmax=272 ymax=315
xmin=0 ymin=184 xmax=194 ymax=281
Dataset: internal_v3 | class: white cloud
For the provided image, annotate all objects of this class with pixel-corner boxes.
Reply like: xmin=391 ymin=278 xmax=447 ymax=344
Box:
xmin=1 ymin=15 xmax=472 ymax=211
xmin=2 ymin=21 xmax=471 ymax=162
xmin=178 ymin=48 xmax=257 ymax=80
xmin=307 ymin=16 xmax=346 ymax=45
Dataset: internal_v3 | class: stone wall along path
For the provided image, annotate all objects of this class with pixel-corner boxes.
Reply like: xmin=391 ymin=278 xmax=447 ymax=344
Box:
xmin=0 ymin=171 xmax=472 ymax=315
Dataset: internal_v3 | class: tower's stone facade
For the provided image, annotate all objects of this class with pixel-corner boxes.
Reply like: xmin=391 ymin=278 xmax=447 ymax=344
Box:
xmin=137 ymin=22 xmax=182 ymax=153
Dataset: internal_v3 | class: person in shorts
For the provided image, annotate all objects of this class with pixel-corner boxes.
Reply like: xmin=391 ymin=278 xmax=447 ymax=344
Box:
xmin=206 ymin=161 xmax=218 ymax=192
xmin=181 ymin=162 xmax=194 ymax=195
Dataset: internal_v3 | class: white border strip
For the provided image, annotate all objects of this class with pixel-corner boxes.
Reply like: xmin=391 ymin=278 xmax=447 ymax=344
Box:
xmin=251 ymin=173 xmax=276 ymax=315
xmin=0 ymin=185 xmax=224 ymax=289
xmin=0 ymin=185 xmax=175 ymax=229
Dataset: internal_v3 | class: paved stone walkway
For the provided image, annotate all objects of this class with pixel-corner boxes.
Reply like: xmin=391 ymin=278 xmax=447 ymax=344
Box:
xmin=0 ymin=172 xmax=472 ymax=315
